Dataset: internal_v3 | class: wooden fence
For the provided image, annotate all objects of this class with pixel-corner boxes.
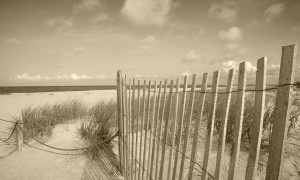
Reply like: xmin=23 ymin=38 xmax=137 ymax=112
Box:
xmin=116 ymin=44 xmax=297 ymax=180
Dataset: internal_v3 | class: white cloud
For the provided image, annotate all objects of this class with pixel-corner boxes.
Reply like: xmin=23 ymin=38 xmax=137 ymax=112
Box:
xmin=73 ymin=0 xmax=102 ymax=14
xmin=121 ymin=0 xmax=176 ymax=26
xmin=265 ymin=3 xmax=285 ymax=22
xmin=222 ymin=61 xmax=256 ymax=73
xmin=222 ymin=60 xmax=237 ymax=72
xmin=135 ymin=74 xmax=142 ymax=78
xmin=182 ymin=50 xmax=200 ymax=64
xmin=143 ymin=35 xmax=156 ymax=43
xmin=209 ymin=0 xmax=238 ymax=22
xmin=10 ymin=73 xmax=106 ymax=82
xmin=5 ymin=37 xmax=21 ymax=45
xmin=218 ymin=26 xmax=242 ymax=41
xmin=181 ymin=70 xmax=192 ymax=76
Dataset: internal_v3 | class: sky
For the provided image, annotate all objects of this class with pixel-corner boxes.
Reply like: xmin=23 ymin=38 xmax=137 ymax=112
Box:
xmin=0 ymin=0 xmax=300 ymax=86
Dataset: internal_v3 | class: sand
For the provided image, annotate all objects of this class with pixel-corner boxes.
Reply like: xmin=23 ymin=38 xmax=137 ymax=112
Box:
xmin=0 ymin=90 xmax=121 ymax=180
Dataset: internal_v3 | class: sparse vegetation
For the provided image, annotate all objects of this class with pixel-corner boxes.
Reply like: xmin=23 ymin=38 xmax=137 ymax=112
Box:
xmin=14 ymin=99 xmax=87 ymax=142
xmin=79 ymin=100 xmax=118 ymax=159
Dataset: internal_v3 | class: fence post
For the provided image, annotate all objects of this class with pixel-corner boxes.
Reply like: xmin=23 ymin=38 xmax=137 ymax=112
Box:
xmin=228 ymin=62 xmax=247 ymax=180
xmin=215 ymin=69 xmax=234 ymax=180
xmin=178 ymin=74 xmax=197 ymax=180
xmin=117 ymin=70 xmax=124 ymax=175
xmin=266 ymin=44 xmax=297 ymax=180
xmin=172 ymin=76 xmax=188 ymax=180
xmin=187 ymin=73 xmax=208 ymax=180
xmin=17 ymin=119 xmax=23 ymax=152
xmin=158 ymin=80 xmax=174 ymax=180
xmin=245 ymin=57 xmax=266 ymax=180
xmin=202 ymin=71 xmax=220 ymax=180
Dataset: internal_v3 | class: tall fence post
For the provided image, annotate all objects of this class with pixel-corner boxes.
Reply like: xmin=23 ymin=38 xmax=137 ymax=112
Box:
xmin=17 ymin=119 xmax=23 ymax=152
xmin=117 ymin=70 xmax=124 ymax=175
xmin=266 ymin=44 xmax=297 ymax=180
xmin=245 ymin=57 xmax=266 ymax=180
xmin=228 ymin=62 xmax=247 ymax=180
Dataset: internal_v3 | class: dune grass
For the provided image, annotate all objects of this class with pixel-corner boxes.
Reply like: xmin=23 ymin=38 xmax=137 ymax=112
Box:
xmin=13 ymin=98 xmax=87 ymax=142
xmin=78 ymin=100 xmax=118 ymax=160
xmin=13 ymin=98 xmax=119 ymax=164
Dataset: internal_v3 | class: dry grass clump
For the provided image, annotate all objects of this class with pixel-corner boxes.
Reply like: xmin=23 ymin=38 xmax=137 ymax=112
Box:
xmin=79 ymin=100 xmax=118 ymax=159
xmin=14 ymin=99 xmax=87 ymax=141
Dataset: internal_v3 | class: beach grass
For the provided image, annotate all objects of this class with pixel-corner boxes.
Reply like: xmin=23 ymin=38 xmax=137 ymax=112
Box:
xmin=13 ymin=98 xmax=87 ymax=141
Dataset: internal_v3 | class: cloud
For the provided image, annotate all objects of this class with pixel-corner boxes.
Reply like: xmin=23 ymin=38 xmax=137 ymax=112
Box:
xmin=218 ymin=26 xmax=242 ymax=41
xmin=209 ymin=0 xmax=238 ymax=22
xmin=222 ymin=61 xmax=256 ymax=73
xmin=291 ymin=25 xmax=300 ymax=32
xmin=225 ymin=43 xmax=248 ymax=56
xmin=181 ymin=50 xmax=200 ymax=64
xmin=73 ymin=0 xmax=102 ymax=14
xmin=143 ymin=35 xmax=156 ymax=43
xmin=44 ymin=17 xmax=73 ymax=35
xmin=5 ymin=37 xmax=21 ymax=45
xmin=265 ymin=3 xmax=285 ymax=22
xmin=181 ymin=70 xmax=192 ymax=76
xmin=121 ymin=0 xmax=177 ymax=26
xmin=10 ymin=73 xmax=106 ymax=82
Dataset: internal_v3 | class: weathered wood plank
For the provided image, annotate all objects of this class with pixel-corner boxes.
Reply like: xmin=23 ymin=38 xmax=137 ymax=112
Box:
xmin=215 ymin=69 xmax=234 ymax=180
xmin=135 ymin=80 xmax=141 ymax=180
xmin=131 ymin=79 xmax=136 ymax=180
xmin=158 ymin=80 xmax=174 ymax=180
xmin=245 ymin=57 xmax=266 ymax=180
xmin=172 ymin=76 xmax=188 ymax=180
xmin=138 ymin=80 xmax=147 ymax=180
xmin=201 ymin=71 xmax=220 ymax=180
xmin=146 ymin=81 xmax=157 ymax=179
xmin=166 ymin=79 xmax=180 ymax=180
xmin=228 ymin=62 xmax=247 ymax=180
xmin=154 ymin=79 xmax=168 ymax=180
xmin=142 ymin=81 xmax=152 ymax=180
xmin=266 ymin=44 xmax=297 ymax=180
xmin=187 ymin=73 xmax=208 ymax=180
xmin=178 ymin=74 xmax=197 ymax=180
xmin=149 ymin=81 xmax=163 ymax=180
xmin=116 ymin=70 xmax=124 ymax=175
xmin=128 ymin=80 xmax=132 ymax=180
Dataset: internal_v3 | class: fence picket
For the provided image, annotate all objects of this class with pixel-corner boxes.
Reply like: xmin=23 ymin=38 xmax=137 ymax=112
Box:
xmin=123 ymin=75 xmax=129 ymax=179
xmin=201 ymin=71 xmax=220 ymax=180
xmin=266 ymin=44 xmax=297 ymax=180
xmin=154 ymin=79 xmax=168 ymax=180
xmin=149 ymin=81 xmax=163 ymax=180
xmin=135 ymin=80 xmax=141 ymax=180
xmin=142 ymin=81 xmax=152 ymax=180
xmin=138 ymin=80 xmax=147 ymax=180
xmin=245 ymin=57 xmax=266 ymax=179
xmin=128 ymin=80 xmax=132 ymax=180
xmin=131 ymin=79 xmax=136 ymax=180
xmin=166 ymin=79 xmax=180 ymax=180
xmin=228 ymin=62 xmax=247 ymax=180
xmin=215 ymin=69 xmax=235 ymax=180
xmin=158 ymin=80 xmax=174 ymax=180
xmin=187 ymin=73 xmax=208 ymax=180
xmin=116 ymin=70 xmax=124 ymax=175
xmin=172 ymin=76 xmax=188 ymax=180
xmin=178 ymin=74 xmax=197 ymax=180
xmin=146 ymin=81 xmax=157 ymax=180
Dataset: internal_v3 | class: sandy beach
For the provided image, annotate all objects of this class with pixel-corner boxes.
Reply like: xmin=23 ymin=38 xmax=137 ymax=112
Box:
xmin=0 ymin=90 xmax=119 ymax=180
